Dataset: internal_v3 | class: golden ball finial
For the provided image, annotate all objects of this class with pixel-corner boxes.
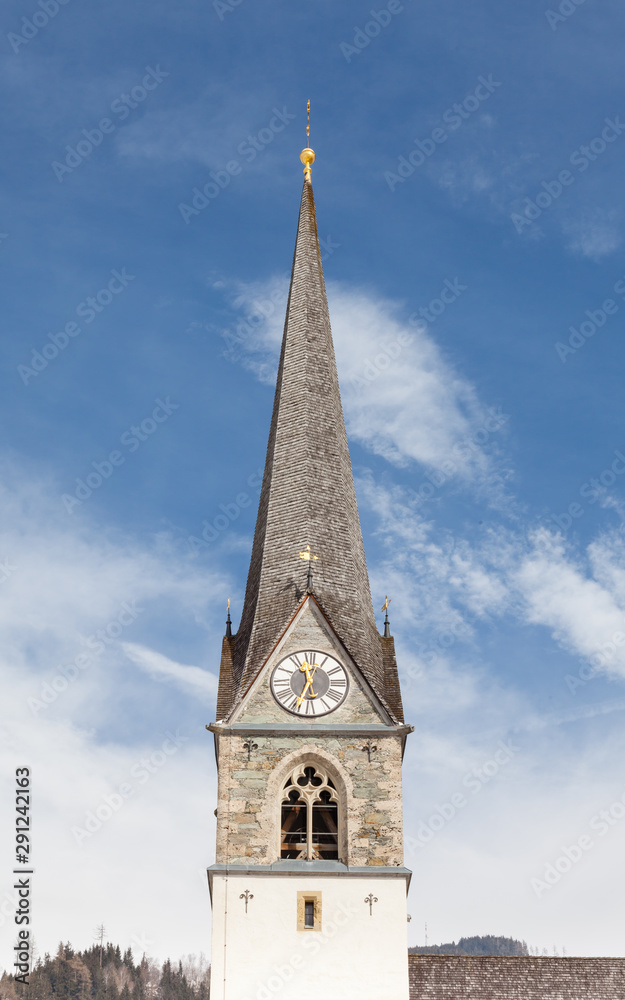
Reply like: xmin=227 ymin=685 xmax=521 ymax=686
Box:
xmin=300 ymin=101 xmax=315 ymax=180
xmin=300 ymin=146 xmax=315 ymax=180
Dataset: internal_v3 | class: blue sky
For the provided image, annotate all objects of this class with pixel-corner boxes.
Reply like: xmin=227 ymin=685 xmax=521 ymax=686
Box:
xmin=1 ymin=0 xmax=625 ymax=970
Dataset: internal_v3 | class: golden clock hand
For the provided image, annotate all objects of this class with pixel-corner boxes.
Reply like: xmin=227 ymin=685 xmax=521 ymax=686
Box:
xmin=297 ymin=676 xmax=312 ymax=707
xmin=300 ymin=659 xmax=316 ymax=688
xmin=297 ymin=659 xmax=320 ymax=706
xmin=306 ymin=661 xmax=319 ymax=697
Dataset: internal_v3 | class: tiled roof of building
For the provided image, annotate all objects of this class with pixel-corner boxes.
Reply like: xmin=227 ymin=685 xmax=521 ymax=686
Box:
xmin=226 ymin=176 xmax=397 ymax=719
xmin=408 ymin=955 xmax=625 ymax=999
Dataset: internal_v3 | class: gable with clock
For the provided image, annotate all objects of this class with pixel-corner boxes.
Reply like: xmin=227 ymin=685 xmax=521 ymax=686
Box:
xmin=270 ymin=649 xmax=349 ymax=717
xmin=206 ymin=135 xmax=412 ymax=1000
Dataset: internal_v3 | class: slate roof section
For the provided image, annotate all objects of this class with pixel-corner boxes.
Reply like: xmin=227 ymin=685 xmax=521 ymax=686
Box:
xmin=381 ymin=634 xmax=404 ymax=723
xmin=230 ymin=177 xmax=391 ymax=717
xmin=215 ymin=635 xmax=235 ymax=722
xmin=408 ymin=955 xmax=625 ymax=998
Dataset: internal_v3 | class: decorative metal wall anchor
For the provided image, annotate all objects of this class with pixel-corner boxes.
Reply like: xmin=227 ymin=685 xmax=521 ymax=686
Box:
xmin=364 ymin=893 xmax=378 ymax=916
xmin=362 ymin=739 xmax=378 ymax=762
xmin=239 ymin=890 xmax=254 ymax=912
xmin=242 ymin=739 xmax=258 ymax=760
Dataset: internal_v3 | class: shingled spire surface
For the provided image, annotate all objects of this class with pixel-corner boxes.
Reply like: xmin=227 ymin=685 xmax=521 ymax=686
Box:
xmin=230 ymin=177 xmax=391 ymax=714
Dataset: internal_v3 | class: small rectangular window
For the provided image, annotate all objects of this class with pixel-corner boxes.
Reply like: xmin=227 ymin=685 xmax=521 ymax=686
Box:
xmin=297 ymin=891 xmax=321 ymax=931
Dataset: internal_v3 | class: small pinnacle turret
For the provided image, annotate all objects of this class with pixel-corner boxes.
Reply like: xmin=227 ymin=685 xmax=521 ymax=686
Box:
xmin=225 ymin=598 xmax=232 ymax=638
xmin=382 ymin=596 xmax=392 ymax=638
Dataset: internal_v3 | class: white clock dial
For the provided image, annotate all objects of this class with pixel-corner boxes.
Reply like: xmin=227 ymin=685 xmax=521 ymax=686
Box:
xmin=270 ymin=650 xmax=349 ymax=717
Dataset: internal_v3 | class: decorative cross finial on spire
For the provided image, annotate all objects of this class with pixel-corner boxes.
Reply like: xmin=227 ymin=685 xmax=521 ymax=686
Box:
xmin=226 ymin=597 xmax=232 ymax=638
xmin=299 ymin=544 xmax=318 ymax=592
xmin=381 ymin=596 xmax=391 ymax=638
xmin=299 ymin=99 xmax=316 ymax=181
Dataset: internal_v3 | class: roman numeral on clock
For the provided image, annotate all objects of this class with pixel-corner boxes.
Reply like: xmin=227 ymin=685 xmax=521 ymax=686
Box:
xmin=271 ymin=650 xmax=349 ymax=716
xmin=276 ymin=689 xmax=297 ymax=710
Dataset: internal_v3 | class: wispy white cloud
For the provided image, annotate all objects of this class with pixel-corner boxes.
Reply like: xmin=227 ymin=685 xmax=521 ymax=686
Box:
xmin=0 ymin=460 xmax=225 ymax=969
xmin=215 ymin=277 xmax=512 ymax=506
xmin=123 ymin=642 xmax=217 ymax=700
xmin=562 ymin=211 xmax=622 ymax=261
xmin=362 ymin=474 xmax=625 ymax=685
xmin=116 ymin=93 xmax=296 ymax=170
xmin=510 ymin=528 xmax=625 ymax=679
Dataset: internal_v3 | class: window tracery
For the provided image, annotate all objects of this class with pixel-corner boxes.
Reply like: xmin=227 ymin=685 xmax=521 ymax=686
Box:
xmin=280 ymin=764 xmax=339 ymax=860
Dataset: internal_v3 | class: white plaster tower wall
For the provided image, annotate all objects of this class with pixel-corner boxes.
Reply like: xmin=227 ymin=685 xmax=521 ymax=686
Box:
xmin=209 ymin=872 xmax=410 ymax=1000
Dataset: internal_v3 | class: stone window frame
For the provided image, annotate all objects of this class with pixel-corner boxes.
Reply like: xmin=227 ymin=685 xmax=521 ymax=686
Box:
xmin=297 ymin=891 xmax=322 ymax=932
xmin=280 ymin=763 xmax=340 ymax=861
xmin=264 ymin=747 xmax=351 ymax=863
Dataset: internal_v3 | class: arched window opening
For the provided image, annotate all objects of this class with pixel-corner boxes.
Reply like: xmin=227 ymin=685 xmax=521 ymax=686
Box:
xmin=280 ymin=765 xmax=339 ymax=860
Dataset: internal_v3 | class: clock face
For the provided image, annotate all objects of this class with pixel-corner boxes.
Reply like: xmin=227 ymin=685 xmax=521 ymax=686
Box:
xmin=270 ymin=650 xmax=349 ymax=717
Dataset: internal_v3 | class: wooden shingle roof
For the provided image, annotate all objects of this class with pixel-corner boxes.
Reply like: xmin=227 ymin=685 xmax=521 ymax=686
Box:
xmin=225 ymin=176 xmax=401 ymax=720
xmin=408 ymin=955 xmax=625 ymax=999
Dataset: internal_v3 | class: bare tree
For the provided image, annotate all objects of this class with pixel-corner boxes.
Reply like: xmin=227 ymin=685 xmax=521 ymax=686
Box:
xmin=94 ymin=925 xmax=107 ymax=969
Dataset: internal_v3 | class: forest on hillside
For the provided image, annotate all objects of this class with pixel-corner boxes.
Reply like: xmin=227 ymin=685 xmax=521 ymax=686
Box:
xmin=1 ymin=932 xmax=543 ymax=999
xmin=1 ymin=943 xmax=211 ymax=1000
xmin=409 ymin=935 xmax=530 ymax=956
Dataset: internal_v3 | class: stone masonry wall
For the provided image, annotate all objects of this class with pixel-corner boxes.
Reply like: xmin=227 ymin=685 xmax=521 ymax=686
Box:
xmin=215 ymin=733 xmax=405 ymax=867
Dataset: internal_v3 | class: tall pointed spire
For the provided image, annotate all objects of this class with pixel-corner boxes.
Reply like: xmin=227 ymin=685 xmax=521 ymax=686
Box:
xmin=225 ymin=137 xmax=401 ymax=721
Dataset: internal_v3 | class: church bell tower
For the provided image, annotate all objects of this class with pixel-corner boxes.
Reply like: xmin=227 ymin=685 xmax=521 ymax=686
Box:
xmin=207 ymin=119 xmax=413 ymax=1000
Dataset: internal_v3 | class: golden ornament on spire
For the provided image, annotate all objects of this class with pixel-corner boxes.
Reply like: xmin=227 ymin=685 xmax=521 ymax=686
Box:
xmin=299 ymin=99 xmax=316 ymax=181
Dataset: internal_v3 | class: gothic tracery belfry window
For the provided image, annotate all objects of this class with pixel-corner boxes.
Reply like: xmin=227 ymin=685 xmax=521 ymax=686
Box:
xmin=280 ymin=764 xmax=339 ymax=860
